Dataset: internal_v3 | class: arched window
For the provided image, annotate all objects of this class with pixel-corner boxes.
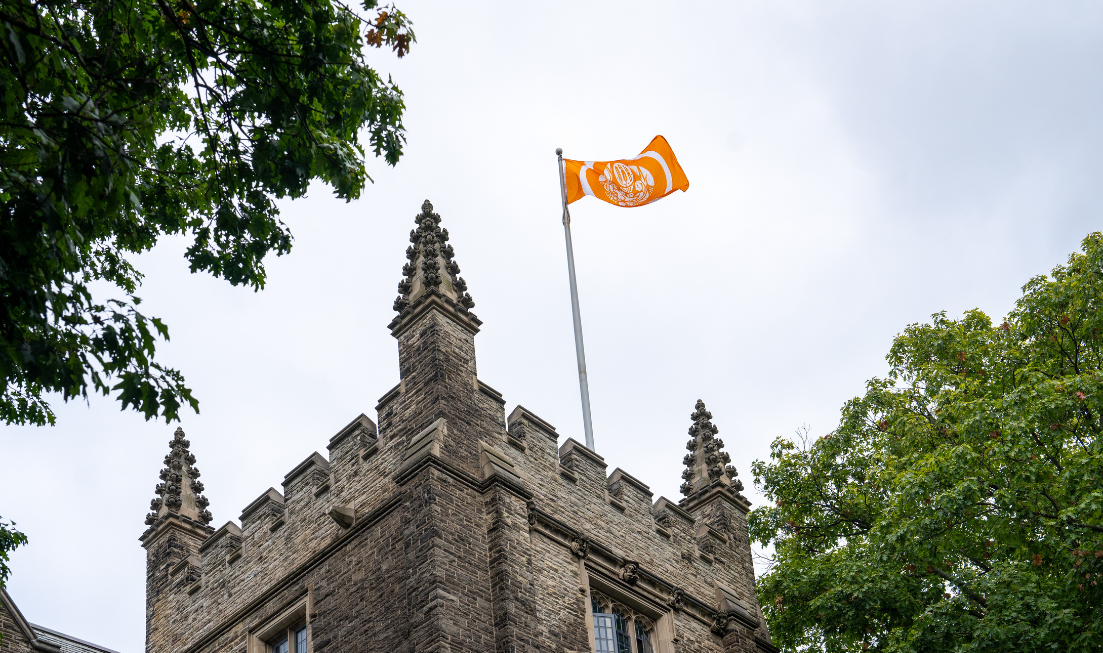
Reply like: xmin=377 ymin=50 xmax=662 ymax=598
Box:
xmin=635 ymin=620 xmax=654 ymax=653
xmin=589 ymin=591 xmax=657 ymax=653
xmin=612 ymin=609 xmax=631 ymax=653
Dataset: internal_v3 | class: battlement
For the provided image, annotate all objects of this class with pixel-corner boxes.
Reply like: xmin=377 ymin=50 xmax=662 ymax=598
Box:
xmin=140 ymin=200 xmax=773 ymax=653
xmin=144 ymin=395 xmax=767 ymax=649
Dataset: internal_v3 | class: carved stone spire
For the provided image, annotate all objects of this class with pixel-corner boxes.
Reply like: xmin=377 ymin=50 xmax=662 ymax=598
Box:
xmin=392 ymin=200 xmax=475 ymax=317
xmin=679 ymin=400 xmax=743 ymax=498
xmin=144 ymin=427 xmax=213 ymax=527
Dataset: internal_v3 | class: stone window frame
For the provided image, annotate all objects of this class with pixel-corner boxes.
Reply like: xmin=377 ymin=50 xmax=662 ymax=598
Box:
xmin=247 ymin=597 xmax=313 ymax=653
xmin=587 ymin=588 xmax=662 ymax=653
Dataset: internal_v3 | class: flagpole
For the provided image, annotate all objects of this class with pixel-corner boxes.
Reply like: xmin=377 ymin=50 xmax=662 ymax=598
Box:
xmin=557 ymin=147 xmax=596 ymax=451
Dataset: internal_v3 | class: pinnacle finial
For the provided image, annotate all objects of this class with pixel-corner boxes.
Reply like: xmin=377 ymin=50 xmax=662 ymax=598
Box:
xmin=392 ymin=200 xmax=476 ymax=317
xmin=679 ymin=400 xmax=743 ymax=499
xmin=144 ymin=426 xmax=213 ymax=528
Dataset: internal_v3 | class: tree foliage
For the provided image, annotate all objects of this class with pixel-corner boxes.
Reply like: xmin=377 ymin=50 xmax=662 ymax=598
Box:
xmin=0 ymin=0 xmax=414 ymax=425
xmin=0 ymin=519 xmax=26 ymax=590
xmin=750 ymin=234 xmax=1103 ymax=652
xmin=0 ymin=518 xmax=26 ymax=644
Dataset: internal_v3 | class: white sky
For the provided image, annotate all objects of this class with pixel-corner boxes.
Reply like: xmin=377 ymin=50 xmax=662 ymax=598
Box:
xmin=4 ymin=2 xmax=1103 ymax=651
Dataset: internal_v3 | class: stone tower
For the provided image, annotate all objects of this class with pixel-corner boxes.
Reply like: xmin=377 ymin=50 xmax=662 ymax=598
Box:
xmin=140 ymin=427 xmax=215 ymax=652
xmin=140 ymin=200 xmax=775 ymax=653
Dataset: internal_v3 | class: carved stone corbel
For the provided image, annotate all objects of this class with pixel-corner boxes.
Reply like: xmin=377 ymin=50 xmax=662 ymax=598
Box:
xmin=620 ymin=560 xmax=640 ymax=585
xmin=570 ymin=535 xmax=590 ymax=559
xmin=711 ymin=610 xmax=737 ymax=635
xmin=669 ymin=588 xmax=686 ymax=612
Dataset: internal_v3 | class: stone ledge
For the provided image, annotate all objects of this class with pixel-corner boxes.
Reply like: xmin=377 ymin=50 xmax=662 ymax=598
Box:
xmin=239 ymin=488 xmax=284 ymax=523
xmin=327 ymin=414 xmax=377 ymax=451
xmin=138 ymin=511 xmax=214 ymax=545
xmin=652 ymin=497 xmax=694 ymax=525
xmin=169 ymin=554 xmax=199 ymax=578
xmin=680 ymin=480 xmax=752 ymax=514
xmin=388 ymin=290 xmax=482 ymax=338
xmin=507 ymin=405 xmax=558 ymax=441
xmin=697 ymin=522 xmax=729 ymax=545
xmin=479 ymin=441 xmax=522 ymax=485
xmin=477 ymin=379 xmax=505 ymax=405
xmin=375 ymin=383 xmax=401 ymax=412
xmin=394 ymin=418 xmax=446 ymax=478
xmin=282 ymin=452 xmax=330 ymax=488
xmin=198 ymin=521 xmax=242 ymax=555
xmin=559 ymin=438 xmax=606 ymax=468
xmin=608 ymin=468 xmax=652 ymax=498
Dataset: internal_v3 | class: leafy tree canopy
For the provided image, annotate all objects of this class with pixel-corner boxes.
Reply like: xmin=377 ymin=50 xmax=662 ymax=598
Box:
xmin=0 ymin=0 xmax=414 ymax=425
xmin=750 ymin=234 xmax=1103 ymax=652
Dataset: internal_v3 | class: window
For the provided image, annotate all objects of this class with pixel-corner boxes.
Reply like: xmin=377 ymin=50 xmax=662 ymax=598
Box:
xmin=589 ymin=591 xmax=656 ymax=653
xmin=612 ymin=609 xmax=631 ymax=653
xmin=270 ymin=625 xmax=306 ymax=653
xmin=295 ymin=626 xmax=307 ymax=653
xmin=248 ymin=598 xmax=311 ymax=653
xmin=635 ymin=621 xmax=653 ymax=653
xmin=592 ymin=596 xmax=616 ymax=653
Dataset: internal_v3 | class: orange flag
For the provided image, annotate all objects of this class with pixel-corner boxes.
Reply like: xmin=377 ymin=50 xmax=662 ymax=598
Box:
xmin=563 ymin=136 xmax=689 ymax=207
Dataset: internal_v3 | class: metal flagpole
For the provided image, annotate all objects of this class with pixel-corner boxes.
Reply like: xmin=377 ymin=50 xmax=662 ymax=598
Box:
xmin=556 ymin=147 xmax=596 ymax=451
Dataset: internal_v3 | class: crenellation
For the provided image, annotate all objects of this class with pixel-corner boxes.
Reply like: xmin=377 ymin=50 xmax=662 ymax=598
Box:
xmin=141 ymin=200 xmax=776 ymax=653
xmin=607 ymin=468 xmax=653 ymax=518
xmin=476 ymin=379 xmax=505 ymax=405
xmin=325 ymin=413 xmax=376 ymax=459
xmin=506 ymin=405 xmax=557 ymax=449
xmin=559 ymin=438 xmax=609 ymax=511
xmin=239 ymin=488 xmax=284 ymax=532
xmin=653 ymin=496 xmax=694 ymax=527
xmin=506 ymin=406 xmax=560 ymax=484
xmin=198 ymin=522 xmax=242 ymax=558
xmin=281 ymin=453 xmax=330 ymax=511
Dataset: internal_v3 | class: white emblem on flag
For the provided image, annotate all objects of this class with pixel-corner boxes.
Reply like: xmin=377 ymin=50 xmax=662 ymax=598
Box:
xmin=597 ymin=162 xmax=655 ymax=207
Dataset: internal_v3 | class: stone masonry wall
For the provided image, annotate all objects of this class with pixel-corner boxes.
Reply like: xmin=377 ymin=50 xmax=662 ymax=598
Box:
xmin=143 ymin=249 xmax=772 ymax=653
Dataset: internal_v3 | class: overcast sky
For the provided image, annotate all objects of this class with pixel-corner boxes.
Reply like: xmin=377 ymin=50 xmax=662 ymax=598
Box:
xmin=4 ymin=1 xmax=1103 ymax=651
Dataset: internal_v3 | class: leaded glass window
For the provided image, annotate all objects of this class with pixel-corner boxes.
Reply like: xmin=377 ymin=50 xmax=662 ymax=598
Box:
xmin=613 ymin=609 xmax=631 ymax=653
xmin=592 ymin=590 xmax=658 ymax=653
xmin=272 ymin=637 xmax=288 ymax=653
xmin=635 ymin=621 xmax=654 ymax=653
xmin=295 ymin=626 xmax=307 ymax=653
